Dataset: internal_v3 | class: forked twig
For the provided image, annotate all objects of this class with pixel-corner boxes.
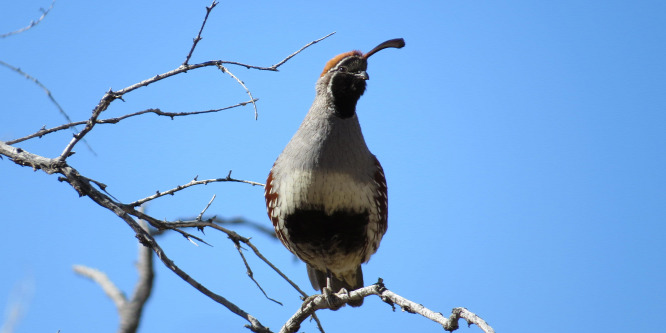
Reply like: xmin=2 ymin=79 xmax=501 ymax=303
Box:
xmin=231 ymin=236 xmax=283 ymax=305
xmin=0 ymin=60 xmax=95 ymax=154
xmin=0 ymin=0 xmax=56 ymax=38
xmin=217 ymin=64 xmax=259 ymax=120
xmin=5 ymin=100 xmax=256 ymax=145
xmin=183 ymin=0 xmax=218 ymax=66
xmin=196 ymin=194 xmax=217 ymax=221
xmin=53 ymin=31 xmax=334 ymax=161
xmin=128 ymin=173 xmax=263 ymax=208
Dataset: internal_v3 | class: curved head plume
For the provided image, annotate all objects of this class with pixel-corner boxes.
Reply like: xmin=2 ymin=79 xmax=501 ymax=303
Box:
xmin=362 ymin=38 xmax=406 ymax=59
xmin=320 ymin=38 xmax=405 ymax=77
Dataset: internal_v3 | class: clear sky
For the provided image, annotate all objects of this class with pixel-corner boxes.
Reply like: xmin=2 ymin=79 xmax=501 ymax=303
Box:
xmin=1 ymin=1 xmax=665 ymax=332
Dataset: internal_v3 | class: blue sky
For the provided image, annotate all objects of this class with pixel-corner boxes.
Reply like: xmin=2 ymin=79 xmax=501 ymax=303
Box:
xmin=1 ymin=1 xmax=665 ymax=332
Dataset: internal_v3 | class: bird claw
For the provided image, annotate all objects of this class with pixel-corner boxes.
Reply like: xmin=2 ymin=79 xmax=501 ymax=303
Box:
xmin=323 ymin=286 xmax=344 ymax=310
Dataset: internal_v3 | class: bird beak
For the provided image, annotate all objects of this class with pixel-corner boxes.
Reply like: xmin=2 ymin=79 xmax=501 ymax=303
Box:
xmin=355 ymin=71 xmax=369 ymax=80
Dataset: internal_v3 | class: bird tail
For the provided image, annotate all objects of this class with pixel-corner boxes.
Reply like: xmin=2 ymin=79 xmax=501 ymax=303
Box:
xmin=307 ymin=264 xmax=364 ymax=307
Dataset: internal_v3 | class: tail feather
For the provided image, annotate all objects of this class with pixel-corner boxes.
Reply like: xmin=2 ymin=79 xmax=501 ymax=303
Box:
xmin=307 ymin=264 xmax=364 ymax=307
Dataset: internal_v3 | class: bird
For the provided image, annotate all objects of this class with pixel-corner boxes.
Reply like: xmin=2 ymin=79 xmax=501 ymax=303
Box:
xmin=265 ymin=38 xmax=404 ymax=308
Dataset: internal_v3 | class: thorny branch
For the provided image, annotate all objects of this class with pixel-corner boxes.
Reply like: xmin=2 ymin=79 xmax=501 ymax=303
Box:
xmin=127 ymin=172 xmax=264 ymax=208
xmin=0 ymin=5 xmax=336 ymax=331
xmin=0 ymin=59 xmax=94 ymax=153
xmin=183 ymin=0 xmax=217 ymax=66
xmin=280 ymin=280 xmax=494 ymax=333
xmin=0 ymin=141 xmax=272 ymax=332
xmin=46 ymin=30 xmax=332 ymax=161
xmin=6 ymin=100 xmax=257 ymax=145
xmin=0 ymin=0 xmax=55 ymax=38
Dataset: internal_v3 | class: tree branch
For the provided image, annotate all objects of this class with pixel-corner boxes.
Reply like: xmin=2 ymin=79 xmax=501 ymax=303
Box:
xmin=120 ymin=218 xmax=154 ymax=333
xmin=0 ymin=0 xmax=55 ymax=38
xmin=73 ymin=265 xmax=127 ymax=310
xmin=53 ymin=31 xmax=332 ymax=161
xmin=280 ymin=280 xmax=494 ymax=333
xmin=0 ymin=59 xmax=94 ymax=154
xmin=183 ymin=0 xmax=218 ymax=66
xmin=217 ymin=64 xmax=259 ymax=120
xmin=5 ymin=100 xmax=257 ymax=145
xmin=1 ymin=4 xmax=343 ymax=333
xmin=127 ymin=172 xmax=263 ymax=208
xmin=271 ymin=32 xmax=336 ymax=69
xmin=0 ymin=142 xmax=270 ymax=332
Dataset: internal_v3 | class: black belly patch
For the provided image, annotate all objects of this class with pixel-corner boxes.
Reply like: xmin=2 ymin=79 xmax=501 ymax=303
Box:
xmin=284 ymin=208 xmax=369 ymax=254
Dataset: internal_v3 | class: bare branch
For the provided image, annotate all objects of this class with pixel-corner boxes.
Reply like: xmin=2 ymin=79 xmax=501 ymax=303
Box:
xmin=196 ymin=195 xmax=216 ymax=221
xmin=183 ymin=0 xmax=218 ymax=66
xmin=0 ymin=60 xmax=68 ymax=122
xmin=280 ymin=281 xmax=494 ymax=333
xmin=230 ymin=236 xmax=282 ymax=305
xmin=119 ymin=218 xmax=154 ymax=333
xmin=205 ymin=216 xmax=277 ymax=239
xmin=73 ymin=265 xmax=127 ymax=310
xmin=0 ymin=0 xmax=55 ymax=38
xmin=62 ymin=169 xmax=269 ymax=332
xmin=271 ymin=32 xmax=336 ymax=70
xmin=0 ymin=143 xmax=269 ymax=332
xmin=162 ymin=220 xmax=309 ymax=299
xmin=128 ymin=173 xmax=263 ymax=208
xmin=13 ymin=30 xmax=333 ymax=159
xmin=217 ymin=64 xmax=259 ymax=120
xmin=0 ymin=60 xmax=95 ymax=154
xmin=57 ymin=88 xmax=116 ymax=160
xmin=72 ymin=216 xmax=154 ymax=333
xmin=127 ymin=209 xmax=212 ymax=247
xmin=164 ymin=217 xmax=328 ymax=333
xmin=5 ymin=99 xmax=256 ymax=145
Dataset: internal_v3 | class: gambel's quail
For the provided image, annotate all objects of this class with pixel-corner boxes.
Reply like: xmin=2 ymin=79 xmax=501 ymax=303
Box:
xmin=265 ymin=38 xmax=405 ymax=307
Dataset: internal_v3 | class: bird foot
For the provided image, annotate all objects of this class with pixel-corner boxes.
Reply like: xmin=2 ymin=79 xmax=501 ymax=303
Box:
xmin=322 ymin=286 xmax=344 ymax=311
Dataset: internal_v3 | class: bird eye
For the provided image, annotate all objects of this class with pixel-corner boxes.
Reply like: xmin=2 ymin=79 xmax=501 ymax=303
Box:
xmin=338 ymin=66 xmax=348 ymax=72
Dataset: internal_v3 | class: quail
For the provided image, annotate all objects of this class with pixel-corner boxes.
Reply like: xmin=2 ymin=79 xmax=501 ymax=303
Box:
xmin=265 ymin=38 xmax=405 ymax=307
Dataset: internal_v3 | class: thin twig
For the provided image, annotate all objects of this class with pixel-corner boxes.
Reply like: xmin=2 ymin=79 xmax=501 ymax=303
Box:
xmin=12 ymin=152 xmax=270 ymax=332
xmin=0 ymin=0 xmax=55 ymax=38
xmin=207 ymin=216 xmax=277 ymax=238
xmin=57 ymin=88 xmax=117 ymax=160
xmin=127 ymin=208 xmax=212 ymax=247
xmin=183 ymin=0 xmax=218 ymax=66
xmin=12 ymin=32 xmax=334 ymax=156
xmin=196 ymin=194 xmax=216 ymax=221
xmin=5 ymin=100 xmax=256 ymax=145
xmin=73 ymin=265 xmax=127 ymax=309
xmin=217 ymin=64 xmax=259 ymax=120
xmin=271 ymin=32 xmax=336 ymax=70
xmin=163 ymin=220 xmax=309 ymax=298
xmin=0 ymin=60 xmax=95 ymax=154
xmin=128 ymin=174 xmax=264 ymax=208
xmin=230 ymin=236 xmax=283 ymax=305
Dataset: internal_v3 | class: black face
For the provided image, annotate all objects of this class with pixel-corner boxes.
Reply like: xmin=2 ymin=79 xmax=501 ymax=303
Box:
xmin=328 ymin=56 xmax=368 ymax=119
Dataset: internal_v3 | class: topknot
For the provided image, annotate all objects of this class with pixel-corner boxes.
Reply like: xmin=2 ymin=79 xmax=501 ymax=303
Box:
xmin=320 ymin=50 xmax=362 ymax=77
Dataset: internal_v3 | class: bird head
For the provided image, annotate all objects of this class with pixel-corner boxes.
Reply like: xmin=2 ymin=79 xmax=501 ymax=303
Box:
xmin=318 ymin=38 xmax=405 ymax=118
